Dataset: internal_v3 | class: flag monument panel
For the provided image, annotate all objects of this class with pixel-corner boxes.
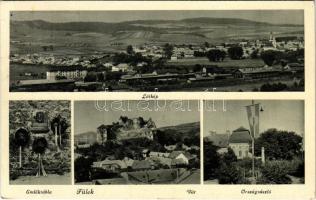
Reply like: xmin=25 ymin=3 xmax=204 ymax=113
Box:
xmin=245 ymin=100 xmax=260 ymax=182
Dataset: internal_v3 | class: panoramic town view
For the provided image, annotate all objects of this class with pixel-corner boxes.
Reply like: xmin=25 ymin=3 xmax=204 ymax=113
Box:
xmin=10 ymin=10 xmax=304 ymax=92
xmin=203 ymin=100 xmax=304 ymax=184
xmin=74 ymin=100 xmax=200 ymax=184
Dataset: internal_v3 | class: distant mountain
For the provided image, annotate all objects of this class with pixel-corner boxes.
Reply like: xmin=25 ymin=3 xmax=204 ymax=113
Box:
xmin=10 ymin=20 xmax=162 ymax=35
xmin=158 ymin=122 xmax=200 ymax=136
xmin=11 ymin=17 xmax=302 ymax=34
xmin=180 ymin=17 xmax=303 ymax=27
xmin=155 ymin=122 xmax=200 ymax=146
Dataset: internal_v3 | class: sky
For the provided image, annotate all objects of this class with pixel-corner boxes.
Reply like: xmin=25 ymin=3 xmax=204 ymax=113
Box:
xmin=74 ymin=100 xmax=200 ymax=134
xmin=11 ymin=10 xmax=304 ymax=25
xmin=203 ymin=100 xmax=304 ymax=136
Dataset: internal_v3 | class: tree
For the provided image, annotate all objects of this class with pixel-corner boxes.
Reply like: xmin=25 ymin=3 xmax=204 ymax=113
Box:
xmin=260 ymin=82 xmax=288 ymax=91
xmin=254 ymin=129 xmax=302 ymax=160
xmin=32 ymin=137 xmax=48 ymax=177
xmin=97 ymin=73 xmax=105 ymax=82
xmin=204 ymin=42 xmax=210 ymax=48
xmin=75 ymin=156 xmax=93 ymax=182
xmin=204 ymin=141 xmax=220 ymax=180
xmin=193 ymin=64 xmax=202 ymax=72
xmin=206 ymin=49 xmax=226 ymax=62
xmin=222 ymin=148 xmax=237 ymax=165
xmin=250 ymin=49 xmax=259 ymax=59
xmin=163 ymin=43 xmax=174 ymax=59
xmin=260 ymin=50 xmax=277 ymax=66
xmin=14 ymin=128 xmax=30 ymax=168
xmin=84 ymin=72 xmax=97 ymax=82
xmin=228 ymin=46 xmax=243 ymax=60
xmin=126 ymin=45 xmax=134 ymax=55
xmin=138 ymin=117 xmax=146 ymax=128
xmin=59 ymin=118 xmax=69 ymax=146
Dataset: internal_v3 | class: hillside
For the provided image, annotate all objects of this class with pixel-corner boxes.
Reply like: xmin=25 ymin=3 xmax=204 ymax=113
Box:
xmin=10 ymin=17 xmax=304 ymax=52
xmin=158 ymin=122 xmax=200 ymax=134
xmin=157 ymin=122 xmax=200 ymax=144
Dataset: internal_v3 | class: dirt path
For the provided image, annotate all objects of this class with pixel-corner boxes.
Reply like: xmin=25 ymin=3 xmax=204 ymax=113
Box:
xmin=10 ymin=173 xmax=71 ymax=185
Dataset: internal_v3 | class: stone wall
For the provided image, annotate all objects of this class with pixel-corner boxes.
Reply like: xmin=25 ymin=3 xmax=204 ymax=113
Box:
xmin=9 ymin=100 xmax=71 ymax=180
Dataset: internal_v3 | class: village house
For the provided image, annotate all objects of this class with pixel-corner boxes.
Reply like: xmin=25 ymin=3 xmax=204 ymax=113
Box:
xmin=149 ymin=151 xmax=170 ymax=158
xmin=146 ymin=156 xmax=173 ymax=168
xmin=132 ymin=160 xmax=155 ymax=171
xmin=111 ymin=63 xmax=130 ymax=72
xmin=103 ymin=62 xmax=113 ymax=68
xmin=168 ymin=151 xmax=195 ymax=166
xmin=92 ymin=157 xmax=134 ymax=173
xmin=228 ymin=127 xmax=252 ymax=159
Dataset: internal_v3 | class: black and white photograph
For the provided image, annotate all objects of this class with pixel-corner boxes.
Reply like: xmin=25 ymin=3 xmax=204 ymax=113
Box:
xmin=9 ymin=10 xmax=304 ymax=92
xmin=9 ymin=100 xmax=71 ymax=185
xmin=203 ymin=100 xmax=304 ymax=184
xmin=74 ymin=100 xmax=200 ymax=184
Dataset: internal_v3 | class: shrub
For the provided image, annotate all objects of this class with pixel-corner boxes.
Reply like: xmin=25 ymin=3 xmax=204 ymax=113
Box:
xmin=221 ymin=148 xmax=237 ymax=165
xmin=236 ymin=158 xmax=262 ymax=171
xmin=260 ymin=82 xmax=288 ymax=91
xmin=228 ymin=46 xmax=243 ymax=60
xmin=260 ymin=160 xmax=292 ymax=184
xmin=217 ymin=163 xmax=243 ymax=184
xmin=288 ymin=157 xmax=304 ymax=178
xmin=75 ymin=156 xmax=93 ymax=182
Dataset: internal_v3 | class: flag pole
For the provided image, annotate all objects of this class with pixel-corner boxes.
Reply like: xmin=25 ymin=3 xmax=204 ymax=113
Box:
xmin=251 ymin=100 xmax=255 ymax=180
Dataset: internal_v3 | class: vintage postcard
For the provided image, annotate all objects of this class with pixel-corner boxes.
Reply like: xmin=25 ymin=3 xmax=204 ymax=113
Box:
xmin=0 ymin=1 xmax=315 ymax=200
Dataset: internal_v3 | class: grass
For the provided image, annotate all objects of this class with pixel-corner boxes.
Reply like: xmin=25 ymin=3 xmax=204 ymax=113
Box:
xmin=167 ymin=57 xmax=264 ymax=68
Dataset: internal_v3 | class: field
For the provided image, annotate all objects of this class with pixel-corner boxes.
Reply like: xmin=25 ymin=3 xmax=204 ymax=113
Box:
xmin=10 ymin=64 xmax=51 ymax=83
xmin=167 ymin=57 xmax=265 ymax=68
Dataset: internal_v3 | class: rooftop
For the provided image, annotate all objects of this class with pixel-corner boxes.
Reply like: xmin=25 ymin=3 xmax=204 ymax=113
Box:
xmin=229 ymin=127 xmax=252 ymax=143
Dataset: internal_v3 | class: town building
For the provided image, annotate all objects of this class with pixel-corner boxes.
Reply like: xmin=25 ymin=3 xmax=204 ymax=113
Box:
xmin=233 ymin=66 xmax=283 ymax=79
xmin=228 ymin=127 xmax=252 ymax=159
xmin=46 ymin=69 xmax=88 ymax=80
